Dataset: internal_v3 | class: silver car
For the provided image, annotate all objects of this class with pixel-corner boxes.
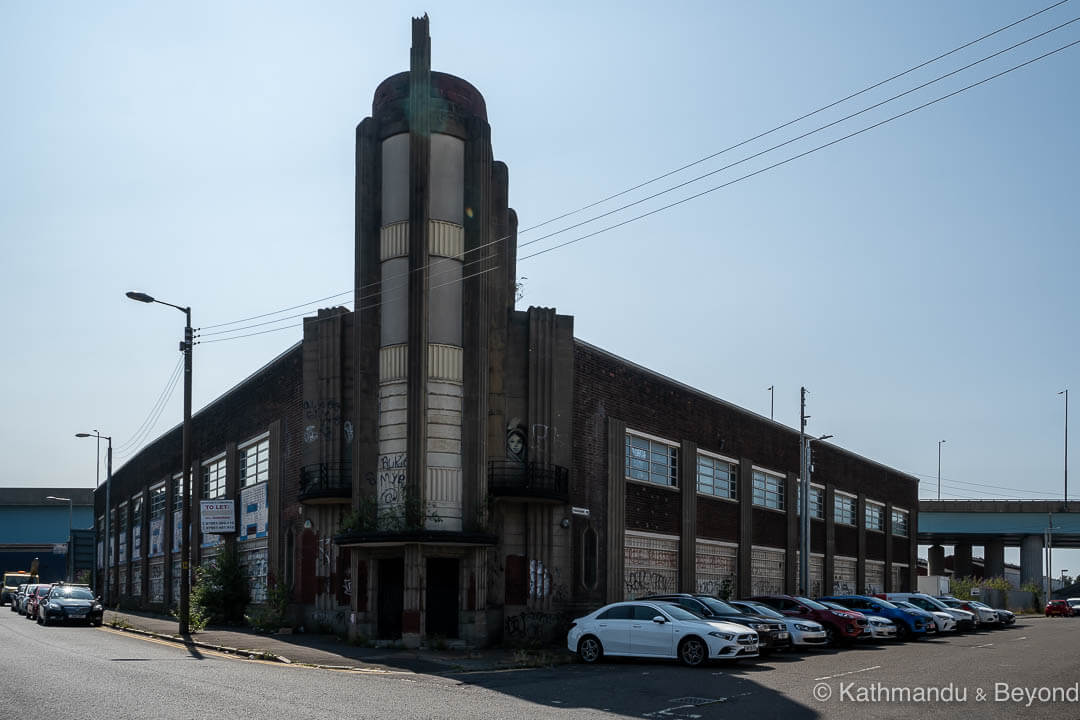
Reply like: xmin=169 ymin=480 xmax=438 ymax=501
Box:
xmin=730 ymin=600 xmax=829 ymax=648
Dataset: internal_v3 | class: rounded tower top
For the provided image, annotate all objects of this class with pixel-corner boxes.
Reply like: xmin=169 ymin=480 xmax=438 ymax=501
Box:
xmin=372 ymin=71 xmax=487 ymax=127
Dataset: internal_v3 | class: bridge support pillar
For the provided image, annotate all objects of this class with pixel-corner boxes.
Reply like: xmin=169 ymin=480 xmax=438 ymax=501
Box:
xmin=928 ymin=544 xmax=945 ymax=576
xmin=984 ymin=539 xmax=1005 ymax=578
xmin=1020 ymin=534 xmax=1043 ymax=588
xmin=953 ymin=543 xmax=973 ymax=578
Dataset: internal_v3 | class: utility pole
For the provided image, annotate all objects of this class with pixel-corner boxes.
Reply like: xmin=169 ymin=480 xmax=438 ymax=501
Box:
xmin=1060 ymin=389 xmax=1068 ymax=510
xmin=937 ymin=439 xmax=946 ymax=500
xmin=799 ymin=387 xmax=809 ymax=596
xmin=768 ymin=386 xmax=775 ymax=420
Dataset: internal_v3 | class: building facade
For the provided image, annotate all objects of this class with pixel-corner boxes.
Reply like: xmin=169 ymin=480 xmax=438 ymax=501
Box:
xmin=94 ymin=15 xmax=918 ymax=646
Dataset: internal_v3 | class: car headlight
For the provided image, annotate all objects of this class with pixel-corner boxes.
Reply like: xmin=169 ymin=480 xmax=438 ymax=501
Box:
xmin=708 ymin=631 xmax=736 ymax=641
xmin=93 ymin=604 xmax=102 ymax=611
xmin=748 ymin=623 xmax=764 ymax=630
xmin=871 ymin=620 xmax=888 ymax=627
xmin=794 ymin=623 xmax=817 ymax=631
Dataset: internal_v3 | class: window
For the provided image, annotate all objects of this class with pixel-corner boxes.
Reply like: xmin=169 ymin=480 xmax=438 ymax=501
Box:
xmin=833 ymin=556 xmax=857 ymax=594
xmin=624 ymin=532 xmax=679 ymax=598
xmin=834 ymin=493 xmax=857 ymax=525
xmin=150 ymin=484 xmax=166 ymax=520
xmin=696 ymin=453 xmax=737 ymax=499
xmin=890 ymin=563 xmax=908 ymax=592
xmin=239 ymin=437 xmax=270 ymax=487
xmin=132 ymin=496 xmax=143 ymax=526
xmin=202 ymin=457 xmax=226 ymax=499
xmin=695 ymin=541 xmax=737 ymax=599
xmin=625 ymin=432 xmax=678 ymax=487
xmin=865 ymin=501 xmax=884 ymax=531
xmin=865 ymin=561 xmax=885 ymax=594
xmin=752 ymin=469 xmax=784 ymax=510
xmin=173 ymin=473 xmax=184 ymax=508
xmin=597 ymin=605 xmax=633 ymax=620
xmin=796 ymin=483 xmax=824 ymax=519
xmin=891 ymin=508 xmax=909 ymax=537
xmin=751 ymin=547 xmax=785 ymax=594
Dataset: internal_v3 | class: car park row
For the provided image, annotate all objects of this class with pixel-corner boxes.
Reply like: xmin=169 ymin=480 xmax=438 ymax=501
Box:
xmin=4 ymin=582 xmax=104 ymax=626
xmin=567 ymin=592 xmax=1023 ymax=667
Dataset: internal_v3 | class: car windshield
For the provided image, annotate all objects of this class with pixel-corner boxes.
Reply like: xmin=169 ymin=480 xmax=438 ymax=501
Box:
xmin=35 ymin=587 xmax=51 ymax=596
xmin=939 ymin=599 xmax=961 ymax=607
xmin=660 ymin=605 xmax=704 ymax=622
xmin=872 ymin=599 xmax=898 ymax=609
xmin=4 ymin=575 xmax=29 ymax=587
xmin=796 ymin=597 xmax=828 ymax=610
xmin=51 ymin=587 xmax=94 ymax=600
xmin=697 ymin=597 xmax=741 ymax=615
xmin=917 ymin=596 xmax=948 ymax=610
xmin=970 ymin=601 xmax=991 ymax=609
xmin=739 ymin=602 xmax=784 ymax=619
xmin=820 ymin=600 xmax=849 ymax=611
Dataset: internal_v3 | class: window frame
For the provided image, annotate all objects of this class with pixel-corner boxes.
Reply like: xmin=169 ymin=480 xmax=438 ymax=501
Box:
xmin=624 ymin=430 xmax=679 ymax=489
xmin=891 ymin=507 xmax=910 ymax=537
xmin=834 ymin=491 xmax=857 ymax=526
xmin=865 ymin=500 xmax=885 ymax=532
xmin=239 ymin=434 xmax=271 ymax=488
xmin=201 ymin=455 xmax=227 ymax=500
xmin=695 ymin=449 xmax=738 ymax=500
xmin=751 ymin=468 xmax=785 ymax=512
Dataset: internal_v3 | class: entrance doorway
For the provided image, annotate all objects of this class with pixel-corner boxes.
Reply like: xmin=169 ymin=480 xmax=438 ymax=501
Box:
xmin=425 ymin=557 xmax=459 ymax=639
xmin=377 ymin=558 xmax=404 ymax=640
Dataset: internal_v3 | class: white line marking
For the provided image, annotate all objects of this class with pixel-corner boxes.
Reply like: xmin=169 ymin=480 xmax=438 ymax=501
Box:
xmin=814 ymin=665 xmax=881 ymax=681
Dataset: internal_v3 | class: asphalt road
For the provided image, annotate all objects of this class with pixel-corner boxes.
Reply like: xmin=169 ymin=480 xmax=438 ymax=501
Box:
xmin=3 ymin=608 xmax=1078 ymax=719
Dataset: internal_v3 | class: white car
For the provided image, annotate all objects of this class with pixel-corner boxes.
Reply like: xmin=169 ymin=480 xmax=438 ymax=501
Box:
xmin=865 ymin=615 xmax=898 ymax=639
xmin=925 ymin=609 xmax=957 ymax=633
xmin=883 ymin=593 xmax=977 ymax=631
xmin=567 ymin=600 xmax=759 ymax=666
xmin=730 ymin=600 xmax=829 ymax=648
xmin=934 ymin=596 xmax=998 ymax=627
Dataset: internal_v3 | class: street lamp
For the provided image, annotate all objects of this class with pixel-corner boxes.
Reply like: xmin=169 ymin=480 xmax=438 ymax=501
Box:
xmin=127 ymin=290 xmax=193 ymax=635
xmin=45 ymin=496 xmax=72 ymax=580
xmin=937 ymin=439 xmax=946 ymax=500
xmin=798 ymin=431 xmax=833 ymax=596
xmin=76 ymin=432 xmax=112 ymax=601
xmin=1059 ymin=389 xmax=1068 ymax=510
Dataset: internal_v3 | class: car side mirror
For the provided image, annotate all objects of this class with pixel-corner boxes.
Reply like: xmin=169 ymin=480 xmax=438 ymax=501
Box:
xmin=652 ymin=616 xmax=667 ymax=624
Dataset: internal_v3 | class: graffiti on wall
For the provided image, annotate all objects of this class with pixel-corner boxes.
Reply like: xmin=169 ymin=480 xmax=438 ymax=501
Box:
xmin=624 ymin=569 xmax=675 ymax=599
xmin=504 ymin=610 xmax=562 ymax=641
xmin=377 ymin=453 xmax=407 ymax=509
xmin=303 ymin=399 xmax=343 ymax=444
xmin=506 ymin=418 xmax=526 ymax=464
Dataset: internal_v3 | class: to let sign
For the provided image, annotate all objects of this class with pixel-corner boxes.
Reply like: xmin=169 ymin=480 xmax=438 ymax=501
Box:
xmin=200 ymin=500 xmax=236 ymax=534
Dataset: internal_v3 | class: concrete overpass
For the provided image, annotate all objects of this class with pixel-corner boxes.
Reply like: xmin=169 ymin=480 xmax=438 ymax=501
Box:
xmin=918 ymin=500 xmax=1080 ymax=587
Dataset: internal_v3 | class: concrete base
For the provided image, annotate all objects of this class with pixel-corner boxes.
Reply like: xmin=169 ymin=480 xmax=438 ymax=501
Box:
xmin=953 ymin=543 xmax=973 ymax=578
xmin=1020 ymin=534 xmax=1043 ymax=588
xmin=928 ymin=545 xmax=946 ymax=576
xmin=984 ymin=539 xmax=1005 ymax=578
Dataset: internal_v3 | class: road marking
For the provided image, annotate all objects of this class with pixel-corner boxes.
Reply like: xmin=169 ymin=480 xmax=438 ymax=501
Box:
xmin=972 ymin=643 xmax=994 ymax=648
xmin=814 ymin=665 xmax=881 ymax=682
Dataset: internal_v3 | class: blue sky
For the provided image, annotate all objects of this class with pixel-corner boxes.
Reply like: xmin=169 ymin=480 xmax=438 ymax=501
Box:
xmin=1 ymin=1 xmax=1076 ymax=574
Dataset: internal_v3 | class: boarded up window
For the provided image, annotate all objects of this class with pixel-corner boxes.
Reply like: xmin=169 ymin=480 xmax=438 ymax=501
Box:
xmin=833 ymin=556 xmax=858 ymax=594
xmin=795 ymin=552 xmax=825 ymax=597
xmin=751 ymin=547 xmax=785 ymax=595
xmin=864 ymin=561 xmax=885 ymax=594
xmin=505 ymin=554 xmax=527 ymax=605
xmin=890 ymin=563 xmax=908 ymax=592
xmin=695 ymin=541 xmax=737 ymax=599
xmin=624 ymin=532 xmax=678 ymax=598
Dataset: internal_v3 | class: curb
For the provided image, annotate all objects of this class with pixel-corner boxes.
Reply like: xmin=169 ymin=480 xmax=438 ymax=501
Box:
xmin=105 ymin=623 xmax=293 ymax=664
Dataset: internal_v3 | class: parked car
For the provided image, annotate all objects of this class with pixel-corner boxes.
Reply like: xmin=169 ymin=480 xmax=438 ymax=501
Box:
xmin=37 ymin=584 xmax=103 ymax=626
xmin=25 ymin=584 xmax=53 ymax=621
xmin=1045 ymin=599 xmax=1072 ymax=617
xmin=729 ymin=600 xmax=829 ymax=648
xmin=1067 ymin=598 xmax=1080 ymax=616
xmin=879 ymin=593 xmax=978 ymax=630
xmin=567 ymin=600 xmax=759 ymax=666
xmin=2 ymin=572 xmax=34 ymax=606
xmin=890 ymin=600 xmax=954 ymax=633
xmin=961 ymin=599 xmax=1016 ymax=626
xmin=17 ymin=583 xmax=41 ymax=615
xmin=748 ymin=594 xmax=866 ymax=645
xmin=642 ymin=594 xmax=791 ymax=653
xmin=819 ymin=595 xmax=934 ymax=640
xmin=934 ymin=596 xmax=1000 ymax=627
xmin=9 ymin=584 xmax=27 ymax=613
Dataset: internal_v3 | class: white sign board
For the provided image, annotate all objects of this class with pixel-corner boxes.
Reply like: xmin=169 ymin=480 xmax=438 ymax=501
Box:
xmin=200 ymin=500 xmax=236 ymax=534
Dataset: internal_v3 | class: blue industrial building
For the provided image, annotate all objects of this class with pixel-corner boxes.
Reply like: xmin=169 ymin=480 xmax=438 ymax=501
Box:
xmin=0 ymin=487 xmax=94 ymax=582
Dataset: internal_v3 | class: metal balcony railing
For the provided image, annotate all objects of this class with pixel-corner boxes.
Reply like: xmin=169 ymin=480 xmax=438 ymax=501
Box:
xmin=299 ymin=462 xmax=352 ymax=502
xmin=488 ymin=460 xmax=569 ymax=503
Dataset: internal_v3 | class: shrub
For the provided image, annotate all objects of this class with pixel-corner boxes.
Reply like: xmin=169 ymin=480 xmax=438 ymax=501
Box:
xmin=190 ymin=547 xmax=250 ymax=626
xmin=244 ymin=577 xmax=292 ymax=633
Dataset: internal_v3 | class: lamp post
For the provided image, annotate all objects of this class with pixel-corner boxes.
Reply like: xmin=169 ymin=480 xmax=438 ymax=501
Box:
xmin=127 ymin=290 xmax=192 ymax=635
xmin=45 ymin=496 xmax=72 ymax=581
xmin=800 ymin=430 xmax=833 ymax=595
xmin=937 ymin=439 xmax=946 ymax=500
xmin=76 ymin=432 xmax=111 ymax=601
xmin=1060 ymin=389 xmax=1068 ymax=510
xmin=767 ymin=386 xmax=774 ymax=420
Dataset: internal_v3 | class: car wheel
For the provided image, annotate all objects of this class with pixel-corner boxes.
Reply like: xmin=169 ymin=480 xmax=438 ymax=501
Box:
xmin=678 ymin=637 xmax=707 ymax=668
xmin=577 ymin=635 xmax=603 ymax=664
xmin=823 ymin=626 xmax=836 ymax=646
xmin=896 ymin=623 xmax=911 ymax=641
xmin=37 ymin=613 xmax=45 ymax=625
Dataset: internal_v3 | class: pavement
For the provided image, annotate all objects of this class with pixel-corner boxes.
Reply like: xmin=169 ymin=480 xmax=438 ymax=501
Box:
xmin=101 ymin=608 xmax=570 ymax=674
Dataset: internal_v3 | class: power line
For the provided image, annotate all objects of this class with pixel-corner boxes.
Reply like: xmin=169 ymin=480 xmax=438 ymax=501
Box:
xmin=115 ymin=360 xmax=185 ymax=459
xmin=518 ymin=38 xmax=1080 ymax=262
xmin=199 ymin=37 xmax=1080 ymax=346
xmin=516 ymin=0 xmax=1073 ymax=235
xmin=114 ymin=357 xmax=184 ymax=452
xmin=196 ymin=1 xmax=1072 ymax=334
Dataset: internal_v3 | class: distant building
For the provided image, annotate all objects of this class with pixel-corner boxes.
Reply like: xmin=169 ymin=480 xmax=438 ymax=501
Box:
xmin=0 ymin=487 xmax=94 ymax=582
xmin=96 ymin=15 xmax=919 ymax=646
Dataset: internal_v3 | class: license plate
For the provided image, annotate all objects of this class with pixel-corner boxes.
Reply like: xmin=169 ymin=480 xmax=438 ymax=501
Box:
xmin=777 ymin=632 xmax=789 ymax=639
xmin=70 ymin=609 xmax=87 ymax=616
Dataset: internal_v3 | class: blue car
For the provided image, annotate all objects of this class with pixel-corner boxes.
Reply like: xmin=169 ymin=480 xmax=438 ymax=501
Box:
xmin=819 ymin=595 xmax=935 ymax=641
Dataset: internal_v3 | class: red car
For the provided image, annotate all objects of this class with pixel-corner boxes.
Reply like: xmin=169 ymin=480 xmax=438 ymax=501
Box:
xmin=25 ymin=583 xmax=53 ymax=621
xmin=748 ymin=594 xmax=868 ymax=644
xmin=1045 ymin=600 xmax=1072 ymax=617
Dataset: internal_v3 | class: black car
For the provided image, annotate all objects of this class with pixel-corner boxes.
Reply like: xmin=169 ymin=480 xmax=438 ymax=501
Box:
xmin=642 ymin=593 xmax=792 ymax=653
xmin=37 ymin=584 xmax=103 ymax=626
